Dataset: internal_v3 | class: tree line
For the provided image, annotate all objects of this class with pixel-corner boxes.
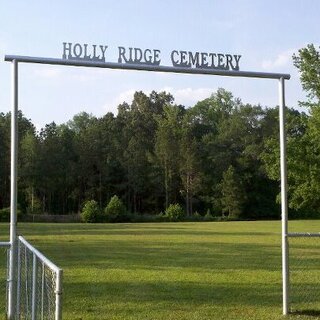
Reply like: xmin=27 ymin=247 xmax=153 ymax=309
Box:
xmin=0 ymin=44 xmax=319 ymax=220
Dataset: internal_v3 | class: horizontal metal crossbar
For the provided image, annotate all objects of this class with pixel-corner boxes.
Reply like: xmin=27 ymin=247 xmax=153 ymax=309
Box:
xmin=4 ymin=55 xmax=291 ymax=80
xmin=288 ymin=232 xmax=320 ymax=238
xmin=0 ymin=242 xmax=10 ymax=247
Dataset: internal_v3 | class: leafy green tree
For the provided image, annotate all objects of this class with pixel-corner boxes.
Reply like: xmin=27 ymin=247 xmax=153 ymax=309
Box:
xmin=261 ymin=108 xmax=310 ymax=215
xmin=191 ymin=89 xmax=240 ymax=211
xmin=154 ymin=105 xmax=184 ymax=209
xmin=293 ymin=44 xmax=320 ymax=104
xmin=115 ymin=91 xmax=173 ymax=214
xmin=0 ymin=89 xmax=295 ymax=219
xmin=260 ymin=45 xmax=320 ymax=217
xmin=0 ymin=111 xmax=37 ymax=213
xmin=104 ymin=195 xmax=127 ymax=222
xmin=0 ymin=112 xmax=10 ymax=209
xmin=220 ymin=165 xmax=245 ymax=218
xmin=20 ymin=131 xmax=40 ymax=214
xmin=119 ymin=92 xmax=156 ymax=213
xmin=81 ymin=200 xmax=100 ymax=223
xmin=179 ymin=116 xmax=202 ymax=216
xmin=164 ymin=203 xmax=185 ymax=221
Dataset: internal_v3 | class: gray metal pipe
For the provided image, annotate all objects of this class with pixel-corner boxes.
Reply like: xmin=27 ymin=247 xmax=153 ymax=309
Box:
xmin=279 ymin=77 xmax=289 ymax=315
xmin=5 ymin=55 xmax=290 ymax=80
xmin=8 ymin=59 xmax=18 ymax=320
xmin=0 ymin=242 xmax=11 ymax=247
xmin=288 ymin=233 xmax=320 ymax=237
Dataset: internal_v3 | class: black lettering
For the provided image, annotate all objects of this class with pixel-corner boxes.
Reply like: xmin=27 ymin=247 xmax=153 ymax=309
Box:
xmin=233 ymin=55 xmax=241 ymax=71
xmin=118 ymin=47 xmax=128 ymax=63
xmin=217 ymin=53 xmax=226 ymax=70
xmin=73 ymin=43 xmax=83 ymax=58
xmin=180 ymin=51 xmax=189 ymax=67
xmin=171 ymin=50 xmax=180 ymax=66
xmin=99 ymin=45 xmax=108 ymax=62
xmin=153 ymin=50 xmax=161 ymax=65
xmin=128 ymin=47 xmax=134 ymax=63
xmin=62 ymin=42 xmax=72 ymax=59
xmin=134 ymin=48 xmax=143 ymax=63
xmin=144 ymin=49 xmax=152 ymax=63
xmin=188 ymin=52 xmax=199 ymax=67
xmin=209 ymin=53 xmax=217 ymax=68
xmin=201 ymin=52 xmax=208 ymax=68
xmin=225 ymin=54 xmax=233 ymax=70
xmin=83 ymin=44 xmax=91 ymax=60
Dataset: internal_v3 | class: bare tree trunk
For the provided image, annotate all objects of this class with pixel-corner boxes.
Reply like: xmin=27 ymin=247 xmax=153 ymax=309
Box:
xmin=31 ymin=186 xmax=34 ymax=213
xmin=165 ymin=166 xmax=169 ymax=209
xmin=99 ymin=172 xmax=102 ymax=209
xmin=133 ymin=192 xmax=137 ymax=214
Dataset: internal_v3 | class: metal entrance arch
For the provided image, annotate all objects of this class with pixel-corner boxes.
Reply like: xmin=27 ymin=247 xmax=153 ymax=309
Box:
xmin=4 ymin=54 xmax=291 ymax=318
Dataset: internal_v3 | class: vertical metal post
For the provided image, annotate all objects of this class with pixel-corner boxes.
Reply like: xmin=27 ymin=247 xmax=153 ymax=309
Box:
xmin=41 ymin=263 xmax=45 ymax=319
xmin=16 ymin=240 xmax=21 ymax=318
xmin=55 ymin=269 xmax=63 ymax=320
xmin=8 ymin=59 xmax=18 ymax=320
xmin=32 ymin=254 xmax=37 ymax=320
xmin=279 ymin=77 xmax=289 ymax=315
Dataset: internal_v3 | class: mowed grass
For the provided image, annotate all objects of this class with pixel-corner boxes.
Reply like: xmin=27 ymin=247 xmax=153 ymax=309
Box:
xmin=0 ymin=220 xmax=320 ymax=319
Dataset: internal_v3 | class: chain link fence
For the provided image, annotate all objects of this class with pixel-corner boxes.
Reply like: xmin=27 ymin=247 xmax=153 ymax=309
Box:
xmin=17 ymin=236 xmax=63 ymax=320
xmin=288 ymin=233 xmax=320 ymax=314
xmin=0 ymin=242 xmax=10 ymax=318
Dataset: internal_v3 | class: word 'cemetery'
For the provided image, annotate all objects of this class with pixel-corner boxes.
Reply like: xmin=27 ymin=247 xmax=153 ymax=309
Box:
xmin=62 ymin=42 xmax=242 ymax=71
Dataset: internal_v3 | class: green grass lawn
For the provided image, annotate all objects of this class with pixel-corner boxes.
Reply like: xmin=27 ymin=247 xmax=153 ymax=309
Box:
xmin=0 ymin=221 xmax=320 ymax=319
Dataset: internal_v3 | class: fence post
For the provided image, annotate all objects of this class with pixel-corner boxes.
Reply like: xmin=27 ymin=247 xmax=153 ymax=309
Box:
xmin=55 ymin=269 xmax=63 ymax=320
xmin=41 ymin=263 xmax=45 ymax=319
xmin=32 ymin=253 xmax=37 ymax=320
xmin=16 ymin=240 xmax=21 ymax=318
xmin=279 ymin=77 xmax=289 ymax=315
xmin=8 ymin=58 xmax=19 ymax=320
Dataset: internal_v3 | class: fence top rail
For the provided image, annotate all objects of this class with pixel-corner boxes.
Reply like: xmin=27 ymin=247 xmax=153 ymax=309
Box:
xmin=288 ymin=232 xmax=320 ymax=238
xmin=18 ymin=236 xmax=62 ymax=273
xmin=0 ymin=241 xmax=10 ymax=247
xmin=4 ymin=55 xmax=291 ymax=80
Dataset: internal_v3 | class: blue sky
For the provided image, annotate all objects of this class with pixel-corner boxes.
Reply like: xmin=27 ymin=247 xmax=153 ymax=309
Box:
xmin=0 ymin=0 xmax=319 ymax=129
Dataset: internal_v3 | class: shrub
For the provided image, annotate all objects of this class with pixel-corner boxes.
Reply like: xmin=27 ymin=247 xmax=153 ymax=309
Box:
xmin=0 ymin=207 xmax=10 ymax=222
xmin=104 ymin=195 xmax=127 ymax=222
xmin=203 ymin=211 xmax=214 ymax=221
xmin=193 ymin=211 xmax=203 ymax=221
xmin=81 ymin=200 xmax=100 ymax=223
xmin=165 ymin=203 xmax=185 ymax=222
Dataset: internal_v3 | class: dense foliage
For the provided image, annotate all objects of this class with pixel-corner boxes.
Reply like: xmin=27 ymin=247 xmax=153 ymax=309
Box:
xmin=164 ymin=203 xmax=185 ymax=221
xmin=104 ymin=195 xmax=127 ymax=222
xmin=81 ymin=200 xmax=100 ymax=223
xmin=1 ymin=44 xmax=320 ymax=220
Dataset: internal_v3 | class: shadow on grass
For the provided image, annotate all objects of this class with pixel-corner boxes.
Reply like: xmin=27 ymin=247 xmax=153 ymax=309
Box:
xmin=38 ymin=239 xmax=282 ymax=272
xmin=14 ymin=222 xmax=278 ymax=237
xmin=291 ymin=310 xmax=320 ymax=317
xmin=65 ymin=279 xmax=283 ymax=307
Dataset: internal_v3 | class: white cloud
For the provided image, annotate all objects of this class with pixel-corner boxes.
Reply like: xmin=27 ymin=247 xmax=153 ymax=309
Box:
xmin=114 ymin=89 xmax=137 ymax=106
xmin=33 ymin=67 xmax=62 ymax=78
xmin=166 ymin=87 xmax=215 ymax=107
xmin=261 ymin=48 xmax=297 ymax=70
xmin=103 ymin=89 xmax=137 ymax=115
